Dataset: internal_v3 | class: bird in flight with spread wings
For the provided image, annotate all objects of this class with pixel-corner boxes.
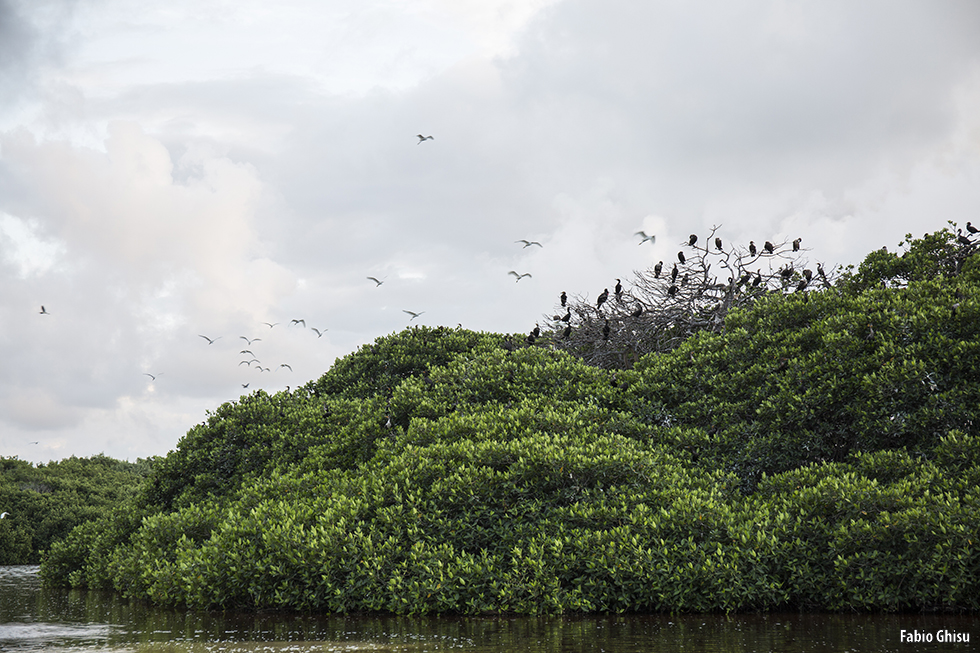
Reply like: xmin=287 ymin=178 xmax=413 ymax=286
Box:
xmin=198 ymin=334 xmax=221 ymax=345
xmin=508 ymin=271 xmax=532 ymax=282
xmin=416 ymin=134 xmax=434 ymax=144
xmin=403 ymin=310 xmax=425 ymax=320
xmin=515 ymin=239 xmax=542 ymax=248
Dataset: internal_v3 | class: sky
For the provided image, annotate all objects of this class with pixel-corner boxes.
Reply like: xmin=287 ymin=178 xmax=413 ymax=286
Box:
xmin=2 ymin=0 xmax=980 ymax=464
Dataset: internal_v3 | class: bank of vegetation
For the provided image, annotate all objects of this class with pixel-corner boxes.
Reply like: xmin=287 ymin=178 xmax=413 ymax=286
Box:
xmin=39 ymin=227 xmax=980 ymax=613
xmin=0 ymin=455 xmax=154 ymax=564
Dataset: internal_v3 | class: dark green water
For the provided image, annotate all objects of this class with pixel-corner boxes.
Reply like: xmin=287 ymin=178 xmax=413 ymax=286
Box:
xmin=1 ymin=566 xmax=975 ymax=652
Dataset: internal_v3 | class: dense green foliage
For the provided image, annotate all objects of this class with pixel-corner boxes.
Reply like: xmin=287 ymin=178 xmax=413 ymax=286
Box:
xmin=41 ymin=228 xmax=980 ymax=614
xmin=0 ymin=455 xmax=154 ymax=564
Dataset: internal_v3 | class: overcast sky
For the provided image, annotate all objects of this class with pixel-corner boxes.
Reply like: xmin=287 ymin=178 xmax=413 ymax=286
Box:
xmin=2 ymin=0 xmax=979 ymax=464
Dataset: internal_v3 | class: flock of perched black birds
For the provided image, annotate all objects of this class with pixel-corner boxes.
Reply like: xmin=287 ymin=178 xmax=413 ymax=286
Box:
xmin=518 ymin=222 xmax=979 ymax=347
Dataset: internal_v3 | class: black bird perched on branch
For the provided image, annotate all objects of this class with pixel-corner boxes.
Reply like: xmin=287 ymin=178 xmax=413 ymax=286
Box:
xmin=780 ymin=265 xmax=794 ymax=280
xmin=560 ymin=291 xmax=567 ymax=306
xmin=602 ymin=320 xmax=610 ymax=340
xmin=654 ymin=261 xmax=663 ymax=278
xmin=803 ymin=269 xmax=813 ymax=282
xmin=793 ymin=238 xmax=802 ymax=252
xmin=715 ymin=237 xmax=723 ymax=251
xmin=796 ymin=279 xmax=808 ymax=292
xmin=689 ymin=234 xmax=698 ymax=247
xmin=957 ymin=230 xmax=972 ymax=246
xmin=560 ymin=310 xmax=571 ymax=322
xmin=597 ymin=288 xmax=609 ymax=309
xmin=562 ymin=325 xmax=572 ymax=339
xmin=614 ymin=279 xmax=623 ymax=298
xmin=764 ymin=241 xmax=774 ymax=254
xmin=967 ymin=221 xmax=978 ymax=234
xmin=531 ymin=324 xmax=540 ymax=338
xmin=749 ymin=241 xmax=757 ymax=256
xmin=738 ymin=273 xmax=751 ymax=287
xmin=753 ymin=273 xmax=762 ymax=287
xmin=678 ymin=251 xmax=686 ymax=264
xmin=667 ymin=284 xmax=678 ymax=297
xmin=817 ymin=263 xmax=828 ymax=284
xmin=670 ymin=264 xmax=678 ymax=283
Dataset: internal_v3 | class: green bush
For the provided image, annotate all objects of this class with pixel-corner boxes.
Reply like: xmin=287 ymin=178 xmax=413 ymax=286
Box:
xmin=40 ymin=228 xmax=980 ymax=614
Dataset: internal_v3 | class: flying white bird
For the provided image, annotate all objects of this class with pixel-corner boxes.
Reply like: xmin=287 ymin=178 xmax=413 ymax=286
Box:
xmin=290 ymin=319 xmax=306 ymax=327
xmin=199 ymin=335 xmax=221 ymax=345
xmin=143 ymin=373 xmax=161 ymax=381
xmin=416 ymin=134 xmax=434 ymax=143
xmin=515 ymin=239 xmax=542 ymax=248
xmin=367 ymin=276 xmax=385 ymax=286
xmin=278 ymin=364 xmax=293 ymax=371
xmin=508 ymin=271 xmax=532 ymax=282
xmin=403 ymin=310 xmax=425 ymax=320
xmin=240 ymin=336 xmax=261 ymax=345
xmin=311 ymin=328 xmax=326 ymax=338
xmin=262 ymin=322 xmax=279 ymax=329
xmin=635 ymin=231 xmax=656 ymax=245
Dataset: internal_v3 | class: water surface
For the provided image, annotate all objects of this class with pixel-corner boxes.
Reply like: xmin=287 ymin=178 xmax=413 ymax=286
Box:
xmin=1 ymin=566 xmax=974 ymax=652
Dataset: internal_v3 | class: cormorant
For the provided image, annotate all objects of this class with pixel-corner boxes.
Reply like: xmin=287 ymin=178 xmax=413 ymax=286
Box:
xmin=678 ymin=251 xmax=686 ymax=264
xmin=817 ymin=264 xmax=828 ymax=284
xmin=957 ymin=230 xmax=972 ymax=246
xmin=792 ymin=238 xmax=801 ymax=252
xmin=803 ymin=269 xmax=813 ymax=282
xmin=796 ymin=279 xmax=808 ymax=292
xmin=752 ymin=273 xmax=762 ymax=287
xmin=560 ymin=310 xmax=571 ymax=322
xmin=749 ymin=241 xmax=757 ymax=256
xmin=764 ymin=241 xmax=774 ymax=254
xmin=654 ymin=261 xmax=663 ymax=278
xmin=689 ymin=234 xmax=698 ymax=246
xmin=562 ymin=325 xmax=572 ymax=339
xmin=597 ymin=288 xmax=609 ymax=308
xmin=738 ymin=273 xmax=750 ymax=287
xmin=614 ymin=279 xmax=623 ymax=298
xmin=667 ymin=284 xmax=678 ymax=297
xmin=681 ymin=274 xmax=689 ymax=286
xmin=671 ymin=264 xmax=678 ymax=283
xmin=602 ymin=320 xmax=610 ymax=340
xmin=560 ymin=291 xmax=567 ymax=307
xmin=531 ymin=324 xmax=541 ymax=338
xmin=968 ymin=222 xmax=979 ymax=234
xmin=780 ymin=265 xmax=794 ymax=279
xmin=715 ymin=237 xmax=723 ymax=251
xmin=526 ymin=333 xmax=537 ymax=345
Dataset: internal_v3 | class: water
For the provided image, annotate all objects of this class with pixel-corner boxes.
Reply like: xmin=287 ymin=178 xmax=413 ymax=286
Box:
xmin=0 ymin=566 xmax=975 ymax=652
